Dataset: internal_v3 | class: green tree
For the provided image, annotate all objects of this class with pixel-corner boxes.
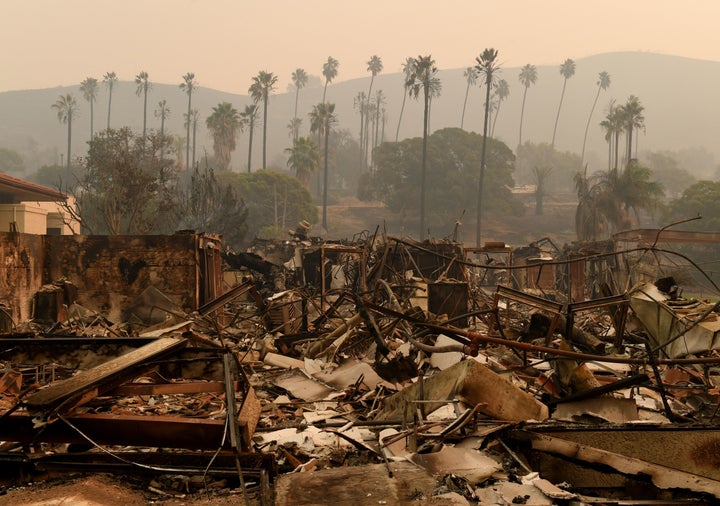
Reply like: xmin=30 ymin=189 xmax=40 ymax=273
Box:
xmin=77 ymin=127 xmax=177 ymax=234
xmin=490 ymin=78 xmax=509 ymax=138
xmin=80 ymin=77 xmax=99 ymax=139
xmin=580 ymin=71 xmax=610 ymax=166
xmin=51 ymin=93 xmax=78 ymax=175
xmin=600 ymin=100 xmax=624 ymax=171
xmin=551 ymin=58 xmax=575 ymax=149
xmin=206 ymin=102 xmax=241 ymax=171
xmin=285 ymin=135 xmax=320 ymax=189
xmin=530 ymin=166 xmax=553 ymax=215
xmin=474 ymin=48 xmax=500 ymax=247
xmin=310 ymin=102 xmax=337 ymax=230
xmin=291 ymin=68 xmax=308 ymax=140
xmin=461 ymin=66 xmax=478 ymax=130
xmin=228 ymin=170 xmax=317 ymax=242
xmin=103 ymin=71 xmax=118 ymax=130
xmin=249 ymin=70 xmax=278 ymax=170
xmin=321 ymin=56 xmax=339 ymax=103
xmin=179 ymin=72 xmax=197 ymax=170
xmin=0 ymin=148 xmax=25 ymax=173
xmin=366 ymin=128 xmax=520 ymax=229
xmin=406 ymin=55 xmax=442 ymax=239
xmin=664 ymin=181 xmax=720 ymax=231
xmin=518 ymin=64 xmax=538 ymax=150
xmin=395 ymin=57 xmax=414 ymax=142
xmin=240 ymin=104 xmax=259 ymax=173
xmin=135 ymin=71 xmax=151 ymax=138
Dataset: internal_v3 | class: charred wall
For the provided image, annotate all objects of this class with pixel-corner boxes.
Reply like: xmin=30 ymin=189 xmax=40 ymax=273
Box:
xmin=0 ymin=232 xmax=45 ymax=323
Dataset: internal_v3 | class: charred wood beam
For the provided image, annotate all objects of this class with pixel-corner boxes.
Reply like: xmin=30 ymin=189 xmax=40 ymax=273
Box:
xmin=24 ymin=337 xmax=188 ymax=417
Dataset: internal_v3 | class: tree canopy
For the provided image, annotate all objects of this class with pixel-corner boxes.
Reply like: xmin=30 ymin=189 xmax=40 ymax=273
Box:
xmin=361 ymin=127 xmax=522 ymax=232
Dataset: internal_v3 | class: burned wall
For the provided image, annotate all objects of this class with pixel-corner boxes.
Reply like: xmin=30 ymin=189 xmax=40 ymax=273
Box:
xmin=0 ymin=232 xmax=45 ymax=323
xmin=43 ymin=234 xmax=204 ymax=323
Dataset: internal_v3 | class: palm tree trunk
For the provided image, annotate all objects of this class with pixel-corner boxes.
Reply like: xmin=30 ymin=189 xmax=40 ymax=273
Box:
xmin=142 ymin=88 xmax=148 ymax=138
xmin=551 ymin=80 xmax=567 ymax=149
xmin=461 ymin=82 xmax=470 ymax=129
xmin=186 ymin=92 xmax=192 ymax=170
xmin=293 ymin=89 xmax=300 ymax=141
xmin=581 ymin=85 xmax=602 ymax=166
xmin=322 ymin=121 xmax=330 ymax=230
xmin=491 ymin=99 xmax=502 ymax=138
xmin=107 ymin=86 xmax=112 ymax=130
xmin=90 ymin=100 xmax=94 ymax=139
xmin=518 ymin=87 xmax=528 ymax=150
xmin=66 ymin=117 xmax=72 ymax=176
xmin=192 ymin=116 xmax=197 ymax=169
xmin=419 ymin=89 xmax=429 ymax=240
xmin=476 ymin=77 xmax=492 ymax=247
xmin=262 ymin=97 xmax=268 ymax=169
xmin=247 ymin=121 xmax=254 ymax=173
xmin=395 ymin=90 xmax=407 ymax=142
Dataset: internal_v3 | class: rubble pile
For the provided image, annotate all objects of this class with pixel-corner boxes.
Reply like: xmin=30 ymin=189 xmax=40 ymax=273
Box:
xmin=2 ymin=232 xmax=720 ymax=504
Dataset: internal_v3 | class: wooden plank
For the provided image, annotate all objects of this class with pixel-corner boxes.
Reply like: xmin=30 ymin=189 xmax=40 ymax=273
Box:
xmin=526 ymin=431 xmax=720 ymax=498
xmin=376 ymin=359 xmax=548 ymax=422
xmin=25 ymin=337 xmax=187 ymax=412
xmin=107 ymin=381 xmax=231 ymax=396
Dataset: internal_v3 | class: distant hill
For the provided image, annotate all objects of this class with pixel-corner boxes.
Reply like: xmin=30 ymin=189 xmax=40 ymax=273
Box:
xmin=1 ymin=51 xmax=719 ymax=178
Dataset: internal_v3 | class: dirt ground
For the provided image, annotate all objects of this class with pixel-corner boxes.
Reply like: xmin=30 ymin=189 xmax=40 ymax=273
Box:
xmin=1 ymin=474 xmax=264 ymax=505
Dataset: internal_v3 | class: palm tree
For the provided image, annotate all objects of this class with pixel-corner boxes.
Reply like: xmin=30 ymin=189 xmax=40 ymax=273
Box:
xmin=287 ymin=118 xmax=302 ymax=139
xmin=184 ymin=109 xmax=200 ymax=169
xmin=154 ymin=99 xmax=170 ymax=139
xmin=580 ymin=71 xmax=611 ymax=166
xmin=79 ymin=77 xmax=98 ymax=139
xmin=309 ymin=102 xmax=337 ymax=230
xmin=240 ymin=104 xmax=260 ymax=173
xmin=154 ymin=99 xmax=170 ymax=158
xmin=249 ymin=71 xmax=278 ymax=170
xmin=490 ymin=78 xmax=509 ymax=137
xmin=135 ymin=71 xmax=151 ymax=138
xmin=395 ymin=57 xmax=414 ymax=142
xmin=285 ymin=135 xmax=319 ymax=189
xmin=354 ymin=91 xmax=367 ymax=172
xmin=460 ymin=67 xmax=478 ymax=130
xmin=474 ymin=48 xmax=500 ymax=247
xmin=291 ymin=68 xmax=308 ymax=141
xmin=102 ymin=71 xmax=118 ymax=130
xmin=321 ymin=56 xmax=339 ymax=104
xmin=51 ymin=93 xmax=78 ymax=175
xmin=518 ymin=64 xmax=538 ymax=149
xmin=551 ymin=58 xmax=576 ymax=149
xmin=620 ymin=95 xmax=645 ymax=165
xmin=406 ymin=55 xmax=442 ymax=239
xmin=364 ymin=55 xmax=383 ymax=168
xmin=206 ymin=102 xmax=242 ymax=171
xmin=179 ymin=72 xmax=196 ymax=170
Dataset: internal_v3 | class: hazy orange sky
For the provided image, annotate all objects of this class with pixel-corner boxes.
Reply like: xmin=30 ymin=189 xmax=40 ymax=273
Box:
xmin=4 ymin=0 xmax=720 ymax=94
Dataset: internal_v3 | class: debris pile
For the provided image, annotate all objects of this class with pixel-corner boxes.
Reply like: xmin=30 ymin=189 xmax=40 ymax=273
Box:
xmin=3 ymin=231 xmax=720 ymax=504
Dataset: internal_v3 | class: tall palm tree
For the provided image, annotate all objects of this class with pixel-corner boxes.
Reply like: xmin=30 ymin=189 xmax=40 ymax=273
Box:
xmin=179 ymin=72 xmax=196 ymax=170
xmin=291 ymin=68 xmax=308 ymax=141
xmin=309 ymin=102 xmax=337 ymax=230
xmin=206 ymin=102 xmax=242 ymax=170
xmin=490 ymin=78 xmax=509 ymax=137
xmin=102 ymin=71 xmax=117 ymax=130
xmin=285 ymin=135 xmax=319 ymax=189
xmin=460 ymin=67 xmax=478 ymax=130
xmin=474 ymin=48 xmax=500 ymax=248
xmin=321 ymin=56 xmax=339 ymax=104
xmin=51 ymin=93 xmax=78 ymax=175
xmin=184 ymin=109 xmax=200 ymax=169
xmin=240 ymin=104 xmax=259 ymax=173
xmin=518 ymin=63 xmax=538 ymax=150
xmin=79 ymin=77 xmax=98 ymax=139
xmin=406 ymin=55 xmax=442 ymax=239
xmin=354 ymin=91 xmax=367 ymax=172
xmin=364 ymin=55 xmax=383 ymax=168
xmin=580 ymin=71 xmax=611 ymax=166
xmin=620 ymin=95 xmax=645 ymax=165
xmin=551 ymin=58 xmax=576 ymax=149
xmin=395 ymin=57 xmax=414 ymax=142
xmin=154 ymin=99 xmax=170 ymax=158
xmin=135 ymin=71 xmax=151 ymax=138
xmin=249 ymin=71 xmax=278 ymax=170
